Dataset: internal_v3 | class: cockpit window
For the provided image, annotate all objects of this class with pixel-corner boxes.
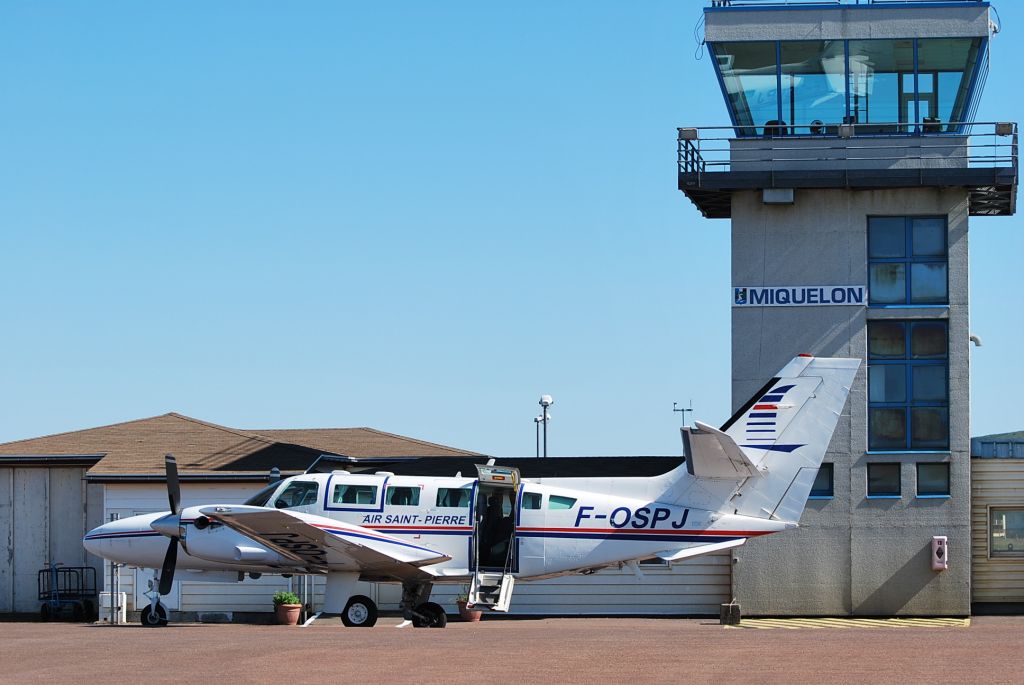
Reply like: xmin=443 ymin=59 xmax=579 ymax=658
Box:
xmin=521 ymin=492 xmax=542 ymax=510
xmin=273 ymin=481 xmax=320 ymax=509
xmin=436 ymin=488 xmax=471 ymax=508
xmin=243 ymin=482 xmax=282 ymax=507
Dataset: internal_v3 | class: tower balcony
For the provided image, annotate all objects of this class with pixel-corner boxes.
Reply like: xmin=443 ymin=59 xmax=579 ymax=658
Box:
xmin=677 ymin=121 xmax=1017 ymax=218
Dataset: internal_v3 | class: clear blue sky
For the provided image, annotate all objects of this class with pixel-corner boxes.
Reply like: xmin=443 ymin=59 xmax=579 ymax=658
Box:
xmin=1 ymin=1 xmax=1021 ymax=456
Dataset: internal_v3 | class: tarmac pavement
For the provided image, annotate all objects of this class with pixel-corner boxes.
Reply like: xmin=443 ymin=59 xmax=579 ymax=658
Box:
xmin=1 ymin=616 xmax=1021 ymax=685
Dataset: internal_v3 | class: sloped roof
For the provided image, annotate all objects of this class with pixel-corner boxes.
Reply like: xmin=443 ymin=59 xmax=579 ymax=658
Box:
xmin=251 ymin=427 xmax=482 ymax=459
xmin=973 ymin=430 xmax=1024 ymax=441
xmin=0 ymin=413 xmax=483 ymax=478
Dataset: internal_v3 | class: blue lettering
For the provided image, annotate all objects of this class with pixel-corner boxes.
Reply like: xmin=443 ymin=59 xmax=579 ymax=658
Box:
xmin=575 ymin=506 xmax=595 ymax=527
xmin=631 ymin=507 xmax=651 ymax=529
xmin=848 ymin=286 xmax=863 ymax=304
xmin=609 ymin=507 xmax=631 ymax=529
xmin=792 ymin=288 xmax=806 ymax=304
xmin=671 ymin=509 xmax=690 ymax=529
xmin=750 ymin=289 xmax=770 ymax=305
xmin=776 ymin=289 xmax=791 ymax=305
xmin=831 ymin=287 xmax=846 ymax=303
xmin=651 ymin=508 xmax=671 ymax=527
xmin=807 ymin=288 xmax=819 ymax=304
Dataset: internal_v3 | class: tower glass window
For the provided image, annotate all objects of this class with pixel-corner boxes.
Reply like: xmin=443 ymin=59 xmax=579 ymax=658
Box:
xmin=712 ymin=42 xmax=779 ymax=135
xmin=707 ymin=37 xmax=987 ymax=136
xmin=868 ymin=216 xmax=948 ymax=305
xmin=868 ymin=320 xmax=949 ymax=451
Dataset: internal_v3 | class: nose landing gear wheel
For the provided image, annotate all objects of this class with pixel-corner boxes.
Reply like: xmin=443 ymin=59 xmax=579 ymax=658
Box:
xmin=341 ymin=595 xmax=378 ymax=627
xmin=140 ymin=603 xmax=168 ymax=627
xmin=412 ymin=601 xmax=447 ymax=628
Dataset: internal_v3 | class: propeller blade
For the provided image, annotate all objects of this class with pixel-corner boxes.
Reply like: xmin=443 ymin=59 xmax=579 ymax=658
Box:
xmin=158 ymin=541 xmax=178 ymax=595
xmin=165 ymin=453 xmax=181 ymax=515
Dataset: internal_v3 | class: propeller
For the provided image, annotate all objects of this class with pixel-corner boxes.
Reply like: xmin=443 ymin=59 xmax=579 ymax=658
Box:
xmin=150 ymin=453 xmax=182 ymax=595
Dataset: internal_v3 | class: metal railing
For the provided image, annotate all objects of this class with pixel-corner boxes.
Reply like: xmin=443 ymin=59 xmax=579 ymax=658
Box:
xmin=677 ymin=121 xmax=1017 ymax=178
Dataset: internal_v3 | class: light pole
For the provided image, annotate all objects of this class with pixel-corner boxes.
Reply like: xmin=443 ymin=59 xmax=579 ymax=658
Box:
xmin=539 ymin=395 xmax=554 ymax=458
xmin=534 ymin=415 xmax=543 ymax=458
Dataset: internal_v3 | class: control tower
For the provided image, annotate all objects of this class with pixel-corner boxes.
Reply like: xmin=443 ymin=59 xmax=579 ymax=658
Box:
xmin=679 ymin=0 xmax=1016 ymax=615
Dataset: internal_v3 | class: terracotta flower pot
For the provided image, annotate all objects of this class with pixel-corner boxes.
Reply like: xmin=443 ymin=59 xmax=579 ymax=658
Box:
xmin=456 ymin=600 xmax=482 ymax=622
xmin=275 ymin=603 xmax=302 ymax=625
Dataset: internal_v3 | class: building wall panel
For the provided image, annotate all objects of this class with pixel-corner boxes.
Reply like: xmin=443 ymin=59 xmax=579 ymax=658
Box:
xmin=0 ymin=468 xmax=13 ymax=612
xmin=12 ymin=468 xmax=48 ymax=612
xmin=971 ymin=459 xmax=1024 ymax=604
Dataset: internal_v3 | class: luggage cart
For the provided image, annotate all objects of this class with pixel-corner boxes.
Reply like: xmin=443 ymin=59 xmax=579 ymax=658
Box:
xmin=38 ymin=564 xmax=98 ymax=622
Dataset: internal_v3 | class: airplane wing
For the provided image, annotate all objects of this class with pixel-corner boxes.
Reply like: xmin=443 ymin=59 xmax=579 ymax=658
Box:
xmin=198 ymin=505 xmax=450 ymax=582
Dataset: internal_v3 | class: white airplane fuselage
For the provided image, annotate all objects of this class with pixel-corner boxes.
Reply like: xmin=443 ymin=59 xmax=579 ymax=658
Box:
xmin=84 ymin=471 xmax=788 ymax=582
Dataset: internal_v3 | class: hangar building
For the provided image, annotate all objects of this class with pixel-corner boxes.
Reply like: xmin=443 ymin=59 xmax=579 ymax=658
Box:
xmin=678 ymin=0 xmax=1016 ymax=615
xmin=0 ymin=415 xmax=728 ymax=620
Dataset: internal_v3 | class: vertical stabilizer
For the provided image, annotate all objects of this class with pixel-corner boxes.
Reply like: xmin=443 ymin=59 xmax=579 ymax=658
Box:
xmin=724 ymin=356 xmax=859 ymax=521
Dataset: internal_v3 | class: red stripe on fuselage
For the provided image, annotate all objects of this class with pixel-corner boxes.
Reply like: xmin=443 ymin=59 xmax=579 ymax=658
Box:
xmin=516 ymin=527 xmax=773 ymax=536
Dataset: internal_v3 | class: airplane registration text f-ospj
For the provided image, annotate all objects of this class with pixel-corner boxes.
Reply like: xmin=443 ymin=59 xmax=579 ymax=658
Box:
xmin=84 ymin=355 xmax=859 ymax=629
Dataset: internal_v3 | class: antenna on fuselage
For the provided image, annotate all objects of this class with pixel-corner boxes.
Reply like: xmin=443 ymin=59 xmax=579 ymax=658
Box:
xmin=673 ymin=400 xmax=694 ymax=428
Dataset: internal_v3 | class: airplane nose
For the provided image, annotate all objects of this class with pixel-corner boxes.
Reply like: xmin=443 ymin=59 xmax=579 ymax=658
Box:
xmin=151 ymin=512 xmax=181 ymax=539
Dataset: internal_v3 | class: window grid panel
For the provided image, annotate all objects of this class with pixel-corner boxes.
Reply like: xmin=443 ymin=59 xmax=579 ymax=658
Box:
xmin=868 ymin=216 xmax=948 ymax=306
xmin=868 ymin=320 xmax=949 ymax=451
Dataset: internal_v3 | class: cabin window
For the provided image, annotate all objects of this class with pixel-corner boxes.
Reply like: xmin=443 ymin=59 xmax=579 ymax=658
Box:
xmin=521 ymin=492 xmax=542 ymax=510
xmin=386 ymin=486 xmax=420 ymax=507
xmin=332 ymin=484 xmax=378 ymax=505
xmin=436 ymin=488 xmax=471 ymax=508
xmin=274 ymin=481 xmax=320 ymax=509
xmin=548 ymin=495 xmax=577 ymax=510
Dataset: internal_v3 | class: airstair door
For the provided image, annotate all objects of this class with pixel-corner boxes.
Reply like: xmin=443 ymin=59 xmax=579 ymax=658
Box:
xmin=469 ymin=464 xmax=519 ymax=612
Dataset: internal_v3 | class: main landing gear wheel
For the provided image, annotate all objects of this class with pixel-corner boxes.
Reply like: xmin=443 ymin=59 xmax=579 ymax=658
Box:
xmin=341 ymin=595 xmax=378 ymax=628
xmin=412 ymin=602 xmax=447 ymax=628
xmin=140 ymin=603 xmax=168 ymax=627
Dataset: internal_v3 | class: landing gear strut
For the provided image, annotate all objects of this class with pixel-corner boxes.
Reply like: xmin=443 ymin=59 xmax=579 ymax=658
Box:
xmin=141 ymin=572 xmax=169 ymax=627
xmin=400 ymin=581 xmax=448 ymax=629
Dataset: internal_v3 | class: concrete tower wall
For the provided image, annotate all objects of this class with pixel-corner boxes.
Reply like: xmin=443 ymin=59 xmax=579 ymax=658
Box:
xmin=730 ymin=188 xmax=971 ymax=616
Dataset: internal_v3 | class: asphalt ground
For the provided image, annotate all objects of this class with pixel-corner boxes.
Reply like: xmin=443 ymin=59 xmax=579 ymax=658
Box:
xmin=1 ymin=616 xmax=1022 ymax=685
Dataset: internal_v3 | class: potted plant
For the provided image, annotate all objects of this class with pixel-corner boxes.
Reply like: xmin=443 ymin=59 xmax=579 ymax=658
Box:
xmin=273 ymin=591 xmax=302 ymax=626
xmin=455 ymin=587 xmax=482 ymax=622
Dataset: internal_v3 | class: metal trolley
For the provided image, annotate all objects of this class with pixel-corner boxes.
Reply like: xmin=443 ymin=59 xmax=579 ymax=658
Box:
xmin=38 ymin=564 xmax=98 ymax=621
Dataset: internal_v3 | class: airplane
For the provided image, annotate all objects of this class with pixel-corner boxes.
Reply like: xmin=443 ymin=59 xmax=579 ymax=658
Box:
xmin=83 ymin=354 xmax=859 ymax=628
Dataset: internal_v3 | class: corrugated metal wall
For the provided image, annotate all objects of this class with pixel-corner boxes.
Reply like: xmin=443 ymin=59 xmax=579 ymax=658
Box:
xmin=970 ymin=459 xmax=1024 ymax=604
xmin=0 ymin=467 xmax=102 ymax=613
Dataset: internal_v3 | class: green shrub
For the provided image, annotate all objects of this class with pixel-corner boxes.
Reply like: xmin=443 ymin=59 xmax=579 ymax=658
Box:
xmin=273 ymin=591 xmax=301 ymax=606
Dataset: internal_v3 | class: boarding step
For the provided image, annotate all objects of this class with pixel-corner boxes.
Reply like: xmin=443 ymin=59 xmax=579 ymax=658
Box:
xmin=468 ymin=572 xmax=515 ymax=612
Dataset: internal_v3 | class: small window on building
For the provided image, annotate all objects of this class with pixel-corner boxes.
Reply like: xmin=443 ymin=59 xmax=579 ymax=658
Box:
xmin=868 ymin=216 xmax=948 ymax=305
xmin=916 ymin=463 xmax=950 ymax=497
xmin=548 ymin=495 xmax=577 ymax=510
xmin=386 ymin=486 xmax=420 ymax=506
xmin=809 ymin=463 xmax=834 ymax=498
xmin=332 ymin=484 xmax=378 ymax=505
xmin=990 ymin=508 xmax=1024 ymax=558
xmin=274 ymin=481 xmax=320 ymax=509
xmin=867 ymin=463 xmax=901 ymax=498
xmin=521 ymin=492 xmax=542 ymax=510
xmin=436 ymin=488 xmax=471 ymax=508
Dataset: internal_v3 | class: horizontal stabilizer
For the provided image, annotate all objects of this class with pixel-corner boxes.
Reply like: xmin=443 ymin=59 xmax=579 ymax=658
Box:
xmin=682 ymin=420 xmax=761 ymax=480
xmin=655 ymin=538 xmax=747 ymax=562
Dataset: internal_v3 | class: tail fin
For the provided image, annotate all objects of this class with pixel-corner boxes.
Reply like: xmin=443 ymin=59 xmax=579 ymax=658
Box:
xmin=678 ymin=355 xmax=859 ymax=522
